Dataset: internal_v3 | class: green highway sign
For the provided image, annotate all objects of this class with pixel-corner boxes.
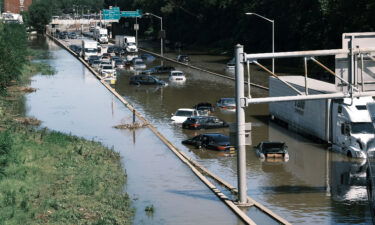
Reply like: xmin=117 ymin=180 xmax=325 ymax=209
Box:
xmin=102 ymin=7 xmax=120 ymax=20
xmin=121 ymin=10 xmax=142 ymax=18
xmin=102 ymin=8 xmax=142 ymax=20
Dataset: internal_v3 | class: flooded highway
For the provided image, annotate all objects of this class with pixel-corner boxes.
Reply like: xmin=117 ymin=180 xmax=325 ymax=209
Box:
xmin=26 ymin=36 xmax=372 ymax=224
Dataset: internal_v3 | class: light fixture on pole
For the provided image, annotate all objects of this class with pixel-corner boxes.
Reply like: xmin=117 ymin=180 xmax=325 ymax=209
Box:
xmin=245 ymin=12 xmax=275 ymax=73
xmin=144 ymin=12 xmax=164 ymax=57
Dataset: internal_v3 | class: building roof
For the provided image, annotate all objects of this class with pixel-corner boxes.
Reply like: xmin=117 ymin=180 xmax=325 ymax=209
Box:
xmin=277 ymin=76 xmax=337 ymax=93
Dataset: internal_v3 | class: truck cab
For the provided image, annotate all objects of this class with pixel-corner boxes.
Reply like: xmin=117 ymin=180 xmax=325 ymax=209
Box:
xmin=332 ymin=97 xmax=375 ymax=158
xmin=82 ymin=40 xmax=98 ymax=61
xmin=124 ymin=36 xmax=138 ymax=53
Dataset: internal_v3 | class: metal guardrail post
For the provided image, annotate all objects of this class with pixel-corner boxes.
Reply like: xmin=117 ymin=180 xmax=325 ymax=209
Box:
xmin=235 ymin=44 xmax=248 ymax=205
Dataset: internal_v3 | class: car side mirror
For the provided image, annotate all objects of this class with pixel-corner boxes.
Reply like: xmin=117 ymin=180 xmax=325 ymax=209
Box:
xmin=171 ymin=113 xmax=174 ymax=116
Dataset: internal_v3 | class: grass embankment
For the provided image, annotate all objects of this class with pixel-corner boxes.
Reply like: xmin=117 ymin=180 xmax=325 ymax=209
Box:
xmin=0 ymin=49 xmax=133 ymax=224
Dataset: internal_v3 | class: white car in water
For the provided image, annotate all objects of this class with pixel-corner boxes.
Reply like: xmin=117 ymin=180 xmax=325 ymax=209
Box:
xmin=169 ymin=70 xmax=186 ymax=82
xmin=171 ymin=108 xmax=201 ymax=123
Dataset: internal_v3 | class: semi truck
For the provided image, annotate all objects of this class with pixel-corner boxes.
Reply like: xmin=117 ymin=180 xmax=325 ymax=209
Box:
xmin=115 ymin=35 xmax=138 ymax=53
xmin=269 ymin=76 xmax=375 ymax=159
xmin=81 ymin=40 xmax=98 ymax=61
xmin=93 ymin=27 xmax=108 ymax=44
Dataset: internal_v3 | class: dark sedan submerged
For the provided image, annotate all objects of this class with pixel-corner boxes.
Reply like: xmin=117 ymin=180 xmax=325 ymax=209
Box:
xmin=129 ymin=75 xmax=167 ymax=86
xmin=182 ymin=133 xmax=235 ymax=151
xmin=148 ymin=65 xmax=175 ymax=74
xmin=182 ymin=116 xmax=228 ymax=130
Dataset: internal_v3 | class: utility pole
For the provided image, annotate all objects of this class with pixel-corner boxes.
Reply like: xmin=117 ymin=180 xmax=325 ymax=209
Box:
xmin=235 ymin=44 xmax=248 ymax=205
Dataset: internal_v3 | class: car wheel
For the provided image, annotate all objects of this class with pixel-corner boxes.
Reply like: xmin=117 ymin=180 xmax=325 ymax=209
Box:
xmin=347 ymin=151 xmax=353 ymax=158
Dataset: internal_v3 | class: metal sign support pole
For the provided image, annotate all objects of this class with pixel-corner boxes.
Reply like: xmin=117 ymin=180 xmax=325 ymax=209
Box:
xmin=135 ymin=17 xmax=138 ymax=46
xmin=235 ymin=44 xmax=248 ymax=205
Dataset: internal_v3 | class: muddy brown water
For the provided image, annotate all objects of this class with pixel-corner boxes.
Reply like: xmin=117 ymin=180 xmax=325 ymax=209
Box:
xmin=26 ymin=36 xmax=372 ymax=224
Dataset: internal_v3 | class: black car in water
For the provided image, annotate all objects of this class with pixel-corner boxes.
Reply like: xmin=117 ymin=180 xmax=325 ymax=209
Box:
xmin=177 ymin=54 xmax=190 ymax=63
xmin=69 ymin=44 xmax=82 ymax=55
xmin=182 ymin=116 xmax=228 ymax=130
xmin=68 ymin=32 xmax=77 ymax=39
xmin=129 ymin=75 xmax=167 ymax=86
xmin=182 ymin=133 xmax=235 ymax=151
xmin=148 ymin=65 xmax=176 ymax=74
xmin=88 ymin=55 xmax=101 ymax=65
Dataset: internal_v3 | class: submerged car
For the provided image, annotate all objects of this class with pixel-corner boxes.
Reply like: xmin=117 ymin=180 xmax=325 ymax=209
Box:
xmin=171 ymin=108 xmax=200 ymax=123
xmin=114 ymin=59 xmax=125 ymax=69
xmin=182 ymin=133 xmax=235 ymax=151
xmin=225 ymin=58 xmax=235 ymax=71
xmin=255 ymin=141 xmax=289 ymax=162
xmin=68 ymin=32 xmax=77 ymax=39
xmin=141 ymin=53 xmax=156 ymax=62
xmin=182 ymin=116 xmax=228 ymax=130
xmin=193 ymin=102 xmax=215 ymax=114
xmin=100 ymin=65 xmax=116 ymax=77
xmin=69 ymin=44 xmax=81 ymax=55
xmin=88 ymin=55 xmax=100 ymax=65
xmin=129 ymin=75 xmax=167 ymax=86
xmin=177 ymin=54 xmax=190 ymax=63
xmin=169 ymin=70 xmax=186 ymax=82
xmin=148 ymin=65 xmax=175 ymax=74
xmin=217 ymin=98 xmax=236 ymax=110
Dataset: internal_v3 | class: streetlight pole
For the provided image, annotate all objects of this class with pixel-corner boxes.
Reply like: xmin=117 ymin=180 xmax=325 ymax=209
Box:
xmin=144 ymin=12 xmax=163 ymax=57
xmin=245 ymin=12 xmax=275 ymax=73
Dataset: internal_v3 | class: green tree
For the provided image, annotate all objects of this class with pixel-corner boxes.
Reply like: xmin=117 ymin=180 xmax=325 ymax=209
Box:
xmin=28 ymin=0 xmax=52 ymax=33
xmin=0 ymin=23 xmax=27 ymax=91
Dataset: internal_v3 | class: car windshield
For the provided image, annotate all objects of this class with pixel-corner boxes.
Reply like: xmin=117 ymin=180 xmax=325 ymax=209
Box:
xmin=85 ymin=48 xmax=97 ymax=53
xmin=262 ymin=142 xmax=285 ymax=149
xmin=222 ymin=98 xmax=235 ymax=105
xmin=135 ymin=61 xmax=144 ymax=65
xmin=186 ymin=118 xmax=197 ymax=123
xmin=172 ymin=72 xmax=183 ymax=76
xmin=211 ymin=135 xmax=229 ymax=143
xmin=175 ymin=110 xmax=193 ymax=117
xmin=102 ymin=66 xmax=113 ymax=69
xmin=351 ymin=122 xmax=374 ymax=134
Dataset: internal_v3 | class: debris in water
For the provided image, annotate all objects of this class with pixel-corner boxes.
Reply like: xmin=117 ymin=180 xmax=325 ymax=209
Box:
xmin=13 ymin=117 xmax=41 ymax=126
xmin=113 ymin=122 xmax=148 ymax=130
xmin=7 ymin=86 xmax=37 ymax=93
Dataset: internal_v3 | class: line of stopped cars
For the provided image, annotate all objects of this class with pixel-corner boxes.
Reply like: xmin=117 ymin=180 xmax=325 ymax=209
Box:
xmin=68 ymin=34 xmax=288 ymax=161
xmin=174 ymin=102 xmax=234 ymax=152
xmin=175 ymin=101 xmax=289 ymax=161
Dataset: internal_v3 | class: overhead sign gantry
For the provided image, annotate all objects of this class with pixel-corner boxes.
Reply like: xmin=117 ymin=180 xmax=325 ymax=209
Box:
xmin=101 ymin=7 xmax=142 ymax=20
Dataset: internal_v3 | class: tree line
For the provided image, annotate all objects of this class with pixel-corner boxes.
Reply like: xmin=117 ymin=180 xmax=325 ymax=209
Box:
xmin=0 ymin=23 xmax=27 ymax=92
xmin=25 ymin=0 xmax=375 ymax=52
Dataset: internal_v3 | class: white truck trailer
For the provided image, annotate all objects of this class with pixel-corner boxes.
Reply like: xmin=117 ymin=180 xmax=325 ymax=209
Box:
xmin=81 ymin=40 xmax=98 ymax=61
xmin=93 ymin=27 xmax=108 ymax=44
xmin=115 ymin=35 xmax=138 ymax=53
xmin=269 ymin=76 xmax=375 ymax=158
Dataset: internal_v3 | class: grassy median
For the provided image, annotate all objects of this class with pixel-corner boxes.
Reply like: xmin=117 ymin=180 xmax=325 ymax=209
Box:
xmin=0 ymin=44 xmax=133 ymax=225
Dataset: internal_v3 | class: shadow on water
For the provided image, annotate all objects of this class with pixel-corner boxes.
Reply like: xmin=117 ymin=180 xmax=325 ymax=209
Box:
xmin=167 ymin=189 xmax=219 ymax=201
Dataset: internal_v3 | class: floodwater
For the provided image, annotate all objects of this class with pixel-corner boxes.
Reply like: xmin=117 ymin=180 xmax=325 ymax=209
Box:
xmin=26 ymin=36 xmax=372 ymax=225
